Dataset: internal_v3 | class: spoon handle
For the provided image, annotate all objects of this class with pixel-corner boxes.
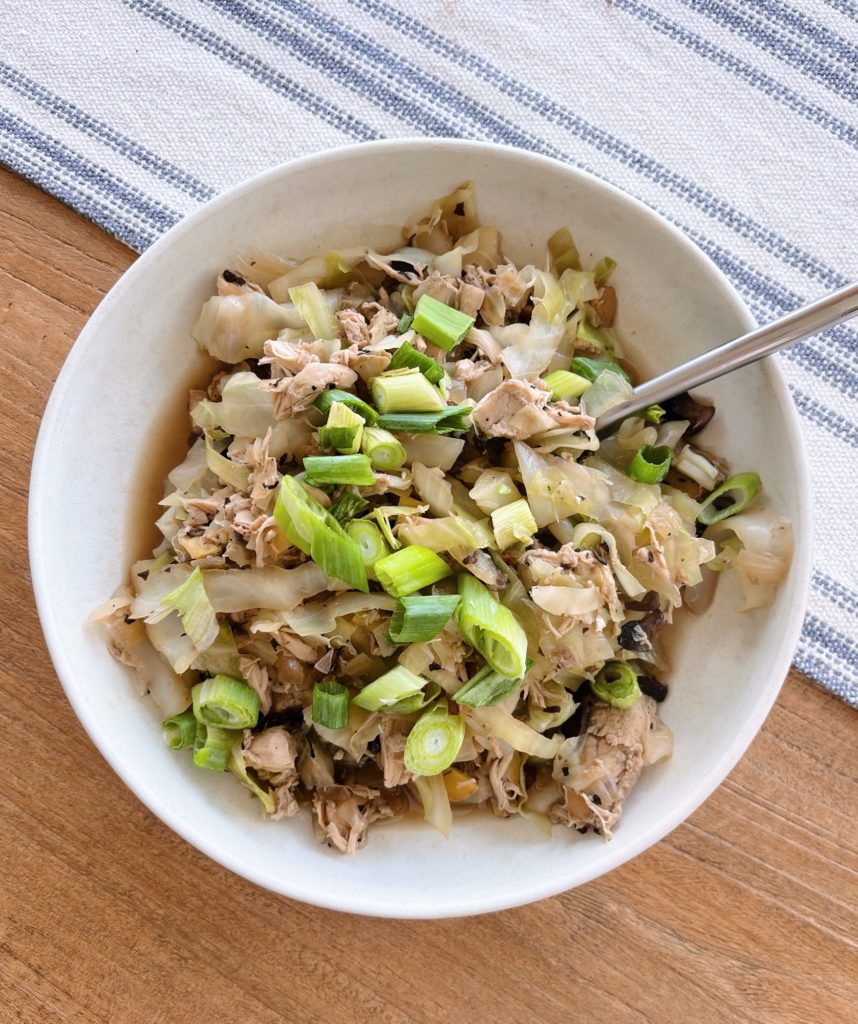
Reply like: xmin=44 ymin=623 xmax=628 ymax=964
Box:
xmin=595 ymin=281 xmax=858 ymax=431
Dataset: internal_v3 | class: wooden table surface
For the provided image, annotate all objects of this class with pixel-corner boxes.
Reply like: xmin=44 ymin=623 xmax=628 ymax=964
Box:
xmin=1 ymin=166 xmax=856 ymax=1024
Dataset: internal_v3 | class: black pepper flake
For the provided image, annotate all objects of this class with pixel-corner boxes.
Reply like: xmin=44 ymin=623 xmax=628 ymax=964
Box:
xmin=454 ymin=201 xmax=465 ymax=215
xmin=429 ymin=661 xmax=441 ymax=671
xmin=221 ymin=268 xmax=247 ymax=286
xmin=590 ymin=793 xmax=602 ymax=805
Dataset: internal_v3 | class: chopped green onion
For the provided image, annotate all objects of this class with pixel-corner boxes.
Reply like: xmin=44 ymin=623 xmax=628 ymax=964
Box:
xmin=374 ymin=545 xmax=453 ymax=597
xmin=542 ymin=370 xmax=590 ymax=402
xmin=345 ymin=519 xmax=392 ymax=567
xmin=490 ymin=498 xmax=538 ymax=550
xmin=302 ymin=454 xmax=375 ymax=487
xmin=674 ymin=445 xmax=720 ymax=490
xmin=361 ymin=426 xmax=407 ymax=470
xmin=404 ymin=704 xmax=465 ymax=776
xmin=274 ymin=475 xmax=368 ymax=592
xmin=697 ymin=472 xmax=762 ymax=526
xmin=389 ymin=594 xmax=461 ymax=644
xmin=148 ymin=565 xmax=218 ymax=653
xmin=384 ymin=680 xmax=442 ymax=715
xmin=193 ymin=721 xmax=236 ymax=772
xmin=162 ymin=710 xmax=197 ymax=750
xmin=192 ymin=674 xmax=260 ymax=729
xmin=227 ymin=744 xmax=274 ymax=814
xmin=576 ymin=319 xmax=615 ymax=353
xmin=388 ymin=339 xmax=445 ymax=384
xmin=353 ymin=665 xmax=426 ymax=711
xmin=314 ymin=388 xmax=378 ymax=425
xmin=643 ymin=404 xmax=666 ymax=424
xmin=312 ymin=679 xmax=350 ymax=729
xmin=453 ymin=662 xmax=530 ymax=707
xmin=627 ymin=444 xmax=672 ymax=484
xmin=318 ymin=401 xmax=364 ymax=454
xmin=376 ymin=405 xmax=471 ymax=434
xmin=593 ymin=256 xmax=617 ymax=286
xmin=396 ymin=312 xmax=414 ymax=334
xmin=547 ymin=227 xmax=582 ymax=274
xmin=328 ymin=491 xmax=369 ymax=523
xmin=455 ymin=574 xmax=528 ymax=679
xmin=371 ymin=367 xmax=446 ymax=413
xmin=570 ymin=356 xmax=630 ymax=383
xmin=591 ymin=661 xmax=641 ymax=710
xmin=411 ymin=293 xmax=475 ymax=351
xmin=288 ymin=282 xmax=339 ymax=340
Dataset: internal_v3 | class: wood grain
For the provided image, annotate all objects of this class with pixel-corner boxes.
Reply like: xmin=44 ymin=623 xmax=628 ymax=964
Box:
xmin=0 ymin=166 xmax=855 ymax=1024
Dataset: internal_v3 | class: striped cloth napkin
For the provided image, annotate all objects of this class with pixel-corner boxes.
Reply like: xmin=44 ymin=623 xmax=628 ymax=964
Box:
xmin=3 ymin=0 xmax=856 ymax=706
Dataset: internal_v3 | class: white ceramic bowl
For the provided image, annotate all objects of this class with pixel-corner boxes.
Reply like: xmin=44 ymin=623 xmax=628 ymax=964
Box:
xmin=30 ymin=140 xmax=811 ymax=918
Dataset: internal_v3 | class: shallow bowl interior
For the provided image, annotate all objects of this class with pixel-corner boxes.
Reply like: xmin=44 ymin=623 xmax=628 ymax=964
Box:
xmin=30 ymin=140 xmax=810 ymax=918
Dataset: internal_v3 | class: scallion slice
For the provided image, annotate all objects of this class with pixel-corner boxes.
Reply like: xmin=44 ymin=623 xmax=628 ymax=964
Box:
xmin=274 ymin=475 xmax=368 ymax=592
xmin=627 ymin=444 xmax=672 ymax=484
xmin=490 ymin=498 xmax=538 ymax=550
xmin=361 ymin=427 xmax=407 ymax=470
xmin=542 ymin=369 xmax=590 ymax=402
xmin=371 ymin=367 xmax=446 ymax=413
xmin=345 ymin=519 xmax=392 ymax=567
xmin=591 ymin=661 xmax=641 ymax=710
xmin=404 ymin=704 xmax=466 ymax=776
xmin=374 ymin=545 xmax=453 ymax=597
xmin=593 ymin=256 xmax=616 ymax=286
xmin=302 ymin=454 xmax=376 ymax=486
xmin=328 ymin=491 xmax=369 ymax=522
xmin=162 ymin=710 xmax=197 ymax=750
xmin=353 ymin=665 xmax=426 ymax=711
xmin=411 ymin=293 xmax=475 ymax=351
xmin=376 ymin=405 xmax=471 ymax=434
xmin=455 ymin=574 xmax=528 ymax=679
xmin=193 ymin=721 xmax=236 ymax=772
xmin=396 ymin=312 xmax=414 ymax=334
xmin=312 ymin=679 xmax=350 ymax=729
xmin=314 ymin=388 xmax=378 ymax=425
xmin=192 ymin=674 xmax=260 ymax=729
xmin=318 ymin=401 xmax=364 ymax=454
xmin=643 ymin=404 xmax=666 ymax=424
xmin=570 ymin=356 xmax=630 ymax=383
xmin=453 ymin=663 xmax=529 ymax=707
xmin=387 ymin=339 xmax=445 ymax=384
xmin=389 ymin=594 xmax=461 ymax=644
xmin=697 ymin=472 xmax=762 ymax=526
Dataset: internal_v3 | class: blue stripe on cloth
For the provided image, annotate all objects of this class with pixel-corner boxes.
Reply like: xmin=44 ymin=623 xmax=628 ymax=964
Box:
xmin=793 ymin=645 xmax=857 ymax=706
xmin=734 ymin=0 xmax=858 ymax=68
xmin=677 ymin=0 xmax=858 ymax=102
xmin=0 ymin=123 xmax=172 ymax=250
xmin=122 ymin=0 xmax=383 ymax=144
xmin=0 ymin=106 xmax=182 ymax=243
xmin=796 ymin=614 xmax=858 ymax=705
xmin=0 ymin=61 xmax=216 ymax=204
xmin=344 ymin=0 xmax=854 ymax=287
xmin=822 ymin=0 xmax=858 ymax=19
xmin=790 ymin=388 xmax=858 ymax=450
xmin=610 ymin=0 xmax=858 ymax=151
xmin=126 ymin=0 xmax=858 ymax=405
xmin=812 ymin=571 xmax=858 ymax=619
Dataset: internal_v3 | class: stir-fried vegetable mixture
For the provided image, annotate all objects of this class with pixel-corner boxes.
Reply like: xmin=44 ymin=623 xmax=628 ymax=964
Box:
xmin=95 ymin=184 xmax=793 ymax=853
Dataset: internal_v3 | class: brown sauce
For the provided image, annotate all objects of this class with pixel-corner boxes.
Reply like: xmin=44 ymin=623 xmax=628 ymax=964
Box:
xmin=125 ymin=350 xmax=220 ymax=564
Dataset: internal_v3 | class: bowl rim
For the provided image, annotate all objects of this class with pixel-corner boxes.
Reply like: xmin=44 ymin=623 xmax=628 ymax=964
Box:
xmin=29 ymin=138 xmax=813 ymax=918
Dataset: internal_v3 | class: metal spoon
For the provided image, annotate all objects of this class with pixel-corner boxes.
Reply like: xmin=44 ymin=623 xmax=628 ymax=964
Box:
xmin=595 ymin=281 xmax=858 ymax=432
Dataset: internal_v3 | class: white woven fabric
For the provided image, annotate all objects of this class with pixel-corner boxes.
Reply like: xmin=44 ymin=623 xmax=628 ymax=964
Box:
xmin=3 ymin=0 xmax=856 ymax=703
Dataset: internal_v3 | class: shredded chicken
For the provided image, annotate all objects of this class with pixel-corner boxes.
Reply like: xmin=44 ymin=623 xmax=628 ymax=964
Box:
xmin=550 ymin=696 xmax=659 ymax=838
xmin=268 ymin=363 xmax=358 ymax=420
xmin=313 ymin=785 xmax=406 ymax=854
xmin=472 ymin=379 xmax=595 ymax=440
